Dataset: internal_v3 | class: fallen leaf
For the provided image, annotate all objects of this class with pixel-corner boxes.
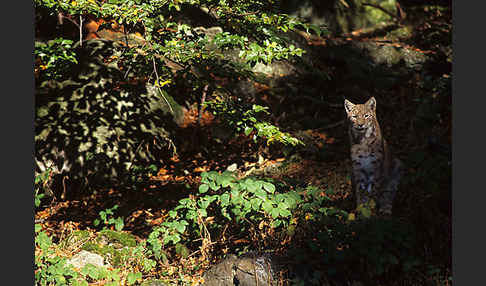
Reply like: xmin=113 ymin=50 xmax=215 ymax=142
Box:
xmin=194 ymin=166 xmax=209 ymax=172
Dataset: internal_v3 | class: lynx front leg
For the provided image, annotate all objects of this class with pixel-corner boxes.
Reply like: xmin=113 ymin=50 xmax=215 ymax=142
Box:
xmin=378 ymin=158 xmax=403 ymax=215
xmin=354 ymin=172 xmax=371 ymax=207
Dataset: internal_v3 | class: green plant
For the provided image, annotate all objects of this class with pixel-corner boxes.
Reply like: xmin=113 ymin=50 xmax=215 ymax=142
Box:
xmin=77 ymin=264 xmax=122 ymax=286
xmin=35 ymin=38 xmax=78 ymax=81
xmin=93 ymin=205 xmax=125 ymax=231
xmin=34 ymin=0 xmax=321 ymax=148
xmin=35 ymin=225 xmax=80 ymax=286
xmin=143 ymin=170 xmax=426 ymax=281
xmin=205 ymin=100 xmax=303 ymax=146
xmin=129 ymin=164 xmax=159 ymax=184
xmin=34 ymin=168 xmax=52 ymax=208
xmin=37 ymin=226 xmax=158 ymax=285
xmin=147 ymin=171 xmax=344 ymax=259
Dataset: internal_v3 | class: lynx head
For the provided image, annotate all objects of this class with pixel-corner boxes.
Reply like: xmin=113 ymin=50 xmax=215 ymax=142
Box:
xmin=344 ymin=97 xmax=377 ymax=132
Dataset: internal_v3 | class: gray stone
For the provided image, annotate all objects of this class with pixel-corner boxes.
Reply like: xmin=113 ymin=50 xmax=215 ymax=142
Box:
xmin=226 ymin=163 xmax=238 ymax=172
xmin=202 ymin=254 xmax=238 ymax=286
xmin=281 ymin=0 xmax=399 ymax=34
xmin=67 ymin=250 xmax=110 ymax=269
xmin=202 ymin=253 xmax=284 ymax=286
xmin=35 ymin=39 xmax=178 ymax=194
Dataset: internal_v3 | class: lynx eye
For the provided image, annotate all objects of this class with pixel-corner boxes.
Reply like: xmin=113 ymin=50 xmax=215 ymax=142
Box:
xmin=364 ymin=114 xmax=371 ymax=118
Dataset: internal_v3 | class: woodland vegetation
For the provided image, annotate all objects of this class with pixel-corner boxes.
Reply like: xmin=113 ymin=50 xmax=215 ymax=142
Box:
xmin=34 ymin=0 xmax=452 ymax=285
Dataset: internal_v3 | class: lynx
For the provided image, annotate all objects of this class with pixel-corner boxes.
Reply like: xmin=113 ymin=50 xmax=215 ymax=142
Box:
xmin=344 ymin=97 xmax=402 ymax=215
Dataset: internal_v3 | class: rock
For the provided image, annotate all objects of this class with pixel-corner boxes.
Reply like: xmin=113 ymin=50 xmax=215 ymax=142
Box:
xmin=226 ymin=163 xmax=238 ymax=172
xmin=281 ymin=0 xmax=399 ymax=34
xmin=202 ymin=254 xmax=238 ymax=286
xmin=67 ymin=250 xmax=110 ymax=269
xmin=202 ymin=253 xmax=284 ymax=286
xmin=234 ymin=253 xmax=283 ymax=286
xmin=35 ymin=39 xmax=178 ymax=196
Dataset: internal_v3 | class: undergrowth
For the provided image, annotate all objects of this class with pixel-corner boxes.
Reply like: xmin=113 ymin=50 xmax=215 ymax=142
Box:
xmin=35 ymin=169 xmax=451 ymax=285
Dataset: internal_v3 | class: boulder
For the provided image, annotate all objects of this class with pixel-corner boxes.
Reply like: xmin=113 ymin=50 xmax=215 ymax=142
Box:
xmin=67 ymin=250 xmax=110 ymax=269
xmin=202 ymin=253 xmax=284 ymax=286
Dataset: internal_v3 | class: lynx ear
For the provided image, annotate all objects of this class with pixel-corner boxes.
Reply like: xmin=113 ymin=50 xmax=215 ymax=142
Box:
xmin=344 ymin=99 xmax=354 ymax=114
xmin=366 ymin=97 xmax=376 ymax=111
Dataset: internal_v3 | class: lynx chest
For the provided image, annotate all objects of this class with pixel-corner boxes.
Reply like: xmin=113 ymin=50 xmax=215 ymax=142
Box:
xmin=350 ymin=142 xmax=384 ymax=174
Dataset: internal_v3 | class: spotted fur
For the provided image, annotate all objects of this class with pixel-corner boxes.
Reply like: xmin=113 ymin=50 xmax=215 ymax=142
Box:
xmin=344 ymin=97 xmax=402 ymax=215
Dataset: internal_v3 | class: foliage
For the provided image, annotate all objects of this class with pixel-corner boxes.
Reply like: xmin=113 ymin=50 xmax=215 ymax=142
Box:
xmin=93 ymin=205 xmax=125 ymax=231
xmin=34 ymin=0 xmax=324 ymax=76
xmin=129 ymin=164 xmax=159 ymax=184
xmin=34 ymin=168 xmax=52 ymax=208
xmin=35 ymin=38 xmax=78 ymax=81
xmin=36 ymin=225 xmax=157 ymax=286
xmin=147 ymin=171 xmax=343 ymax=254
xmin=141 ymin=170 xmax=428 ymax=282
xmin=35 ymin=39 xmax=176 ymax=194
xmin=33 ymin=0 xmax=319 ymax=195
xmin=35 ymin=225 xmax=79 ymax=285
xmin=205 ymin=99 xmax=303 ymax=146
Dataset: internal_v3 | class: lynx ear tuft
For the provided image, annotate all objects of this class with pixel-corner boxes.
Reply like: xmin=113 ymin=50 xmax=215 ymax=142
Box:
xmin=344 ymin=99 xmax=354 ymax=113
xmin=366 ymin=97 xmax=376 ymax=111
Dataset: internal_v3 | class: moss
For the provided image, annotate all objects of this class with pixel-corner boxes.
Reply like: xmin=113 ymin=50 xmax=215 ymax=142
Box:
xmin=98 ymin=229 xmax=137 ymax=247
xmin=388 ymin=26 xmax=414 ymax=41
xmin=81 ymin=241 xmax=109 ymax=256
xmin=82 ymin=241 xmax=133 ymax=268
xmin=363 ymin=1 xmax=395 ymax=24
xmin=60 ymin=230 xmax=91 ymax=250
xmin=80 ymin=230 xmax=138 ymax=267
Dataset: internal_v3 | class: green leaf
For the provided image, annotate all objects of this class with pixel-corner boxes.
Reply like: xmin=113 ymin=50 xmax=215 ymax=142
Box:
xmin=278 ymin=201 xmax=289 ymax=210
xmin=262 ymin=201 xmax=273 ymax=213
xmin=231 ymin=189 xmax=242 ymax=204
xmin=279 ymin=208 xmax=292 ymax=217
xmin=244 ymin=126 xmax=253 ymax=136
xmin=262 ymin=182 xmax=275 ymax=193
xmin=81 ymin=264 xmax=100 ymax=280
xmin=220 ymin=193 xmax=230 ymax=206
xmin=163 ymin=234 xmax=181 ymax=245
xmin=250 ymin=198 xmax=262 ymax=211
xmin=209 ymin=181 xmax=221 ymax=191
xmin=143 ymin=258 xmax=156 ymax=272
xmin=36 ymin=231 xmax=52 ymax=250
xmin=271 ymin=220 xmax=282 ymax=228
xmin=186 ymin=209 xmax=198 ymax=221
xmin=114 ymin=218 xmax=124 ymax=231
xmin=199 ymin=184 xmax=209 ymax=193
xmin=169 ymin=210 xmax=177 ymax=218
xmin=199 ymin=208 xmax=207 ymax=217
xmin=270 ymin=207 xmax=280 ymax=218
xmin=254 ymin=188 xmax=267 ymax=199
xmin=199 ymin=198 xmax=210 ymax=209
xmin=34 ymin=196 xmax=41 ymax=208
xmin=174 ymin=221 xmax=187 ymax=233
xmin=126 ymin=272 xmax=142 ymax=285
xmin=245 ymin=179 xmax=261 ymax=193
